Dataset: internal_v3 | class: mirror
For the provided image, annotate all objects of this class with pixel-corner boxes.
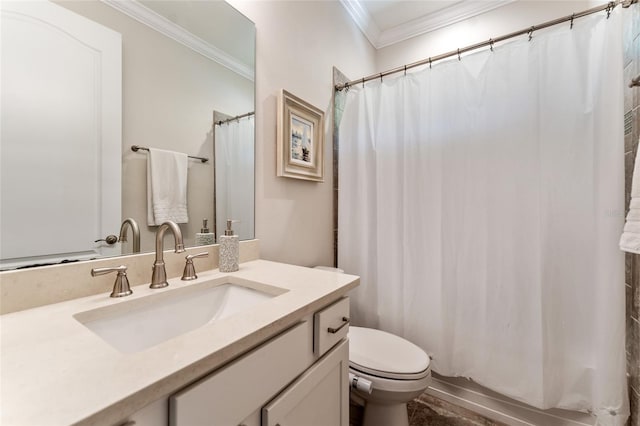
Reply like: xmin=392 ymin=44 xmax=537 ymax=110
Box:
xmin=0 ymin=0 xmax=255 ymax=270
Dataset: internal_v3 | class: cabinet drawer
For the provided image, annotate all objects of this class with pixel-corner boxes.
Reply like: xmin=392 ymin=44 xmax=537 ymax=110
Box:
xmin=313 ymin=297 xmax=349 ymax=356
xmin=170 ymin=322 xmax=312 ymax=426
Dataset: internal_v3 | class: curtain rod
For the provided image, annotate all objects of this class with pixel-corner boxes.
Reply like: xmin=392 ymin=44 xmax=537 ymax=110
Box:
xmin=130 ymin=145 xmax=209 ymax=163
xmin=335 ymin=0 xmax=634 ymax=91
xmin=214 ymin=111 xmax=255 ymax=126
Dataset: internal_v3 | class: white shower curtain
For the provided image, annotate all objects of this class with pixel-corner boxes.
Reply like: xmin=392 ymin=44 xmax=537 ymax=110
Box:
xmin=214 ymin=115 xmax=255 ymax=240
xmin=338 ymin=10 xmax=628 ymax=425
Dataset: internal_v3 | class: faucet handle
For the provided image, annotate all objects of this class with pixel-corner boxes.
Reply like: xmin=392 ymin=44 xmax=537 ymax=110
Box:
xmin=91 ymin=265 xmax=133 ymax=298
xmin=181 ymin=252 xmax=209 ymax=281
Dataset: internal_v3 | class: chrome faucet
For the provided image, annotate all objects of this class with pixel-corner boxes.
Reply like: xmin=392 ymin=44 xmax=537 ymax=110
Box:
xmin=118 ymin=218 xmax=140 ymax=253
xmin=150 ymin=221 xmax=185 ymax=289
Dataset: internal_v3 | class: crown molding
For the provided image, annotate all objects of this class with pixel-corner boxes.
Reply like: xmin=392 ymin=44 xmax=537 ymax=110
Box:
xmin=377 ymin=0 xmax=516 ymax=48
xmin=101 ymin=0 xmax=254 ymax=81
xmin=341 ymin=0 xmax=515 ymax=50
xmin=339 ymin=0 xmax=381 ymax=48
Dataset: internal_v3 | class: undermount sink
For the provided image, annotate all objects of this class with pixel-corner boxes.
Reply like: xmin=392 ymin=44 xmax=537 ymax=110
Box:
xmin=74 ymin=278 xmax=285 ymax=353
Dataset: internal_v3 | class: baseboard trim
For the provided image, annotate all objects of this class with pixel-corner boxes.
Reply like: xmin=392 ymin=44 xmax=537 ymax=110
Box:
xmin=426 ymin=376 xmax=596 ymax=426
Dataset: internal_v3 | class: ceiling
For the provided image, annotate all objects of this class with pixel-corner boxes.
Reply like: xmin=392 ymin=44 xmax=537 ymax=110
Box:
xmin=341 ymin=0 xmax=515 ymax=49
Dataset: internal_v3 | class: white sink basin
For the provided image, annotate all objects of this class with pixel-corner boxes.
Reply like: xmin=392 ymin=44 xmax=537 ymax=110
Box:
xmin=74 ymin=278 xmax=285 ymax=353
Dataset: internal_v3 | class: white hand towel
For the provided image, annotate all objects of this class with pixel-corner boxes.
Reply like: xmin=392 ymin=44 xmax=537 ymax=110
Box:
xmin=146 ymin=148 xmax=189 ymax=226
xmin=620 ymin=137 xmax=640 ymax=253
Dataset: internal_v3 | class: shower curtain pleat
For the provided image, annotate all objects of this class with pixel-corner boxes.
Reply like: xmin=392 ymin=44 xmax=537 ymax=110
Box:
xmin=338 ymin=10 xmax=628 ymax=425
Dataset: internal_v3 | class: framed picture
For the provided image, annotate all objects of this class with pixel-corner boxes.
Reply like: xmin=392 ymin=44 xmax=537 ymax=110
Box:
xmin=277 ymin=89 xmax=324 ymax=182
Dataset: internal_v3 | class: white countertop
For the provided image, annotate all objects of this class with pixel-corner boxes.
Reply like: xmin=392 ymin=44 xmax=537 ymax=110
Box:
xmin=0 ymin=260 xmax=359 ymax=426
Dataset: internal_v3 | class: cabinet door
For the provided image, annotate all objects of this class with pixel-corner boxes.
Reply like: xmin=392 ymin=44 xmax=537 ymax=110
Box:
xmin=262 ymin=339 xmax=349 ymax=426
xmin=117 ymin=398 xmax=168 ymax=426
xmin=170 ymin=322 xmax=312 ymax=426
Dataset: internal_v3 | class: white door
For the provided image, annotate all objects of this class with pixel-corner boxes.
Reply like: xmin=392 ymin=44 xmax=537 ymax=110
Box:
xmin=0 ymin=0 xmax=121 ymax=268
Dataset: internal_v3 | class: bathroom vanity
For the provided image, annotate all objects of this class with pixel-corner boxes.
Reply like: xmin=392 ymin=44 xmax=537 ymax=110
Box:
xmin=0 ymin=260 xmax=358 ymax=425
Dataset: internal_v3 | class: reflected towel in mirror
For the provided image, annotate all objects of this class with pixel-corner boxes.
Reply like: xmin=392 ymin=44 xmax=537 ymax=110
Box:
xmin=146 ymin=148 xmax=188 ymax=226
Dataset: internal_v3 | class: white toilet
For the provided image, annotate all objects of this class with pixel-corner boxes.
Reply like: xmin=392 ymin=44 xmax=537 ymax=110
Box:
xmin=313 ymin=267 xmax=432 ymax=426
xmin=349 ymin=326 xmax=431 ymax=426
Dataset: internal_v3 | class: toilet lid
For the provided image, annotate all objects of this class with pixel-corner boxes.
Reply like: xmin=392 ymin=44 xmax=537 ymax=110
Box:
xmin=349 ymin=326 xmax=430 ymax=380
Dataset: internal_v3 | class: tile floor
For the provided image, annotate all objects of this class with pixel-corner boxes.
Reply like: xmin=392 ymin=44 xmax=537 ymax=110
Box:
xmin=350 ymin=393 xmax=507 ymax=426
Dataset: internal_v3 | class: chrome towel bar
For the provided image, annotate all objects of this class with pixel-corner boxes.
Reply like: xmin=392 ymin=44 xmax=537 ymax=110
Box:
xmin=131 ymin=145 xmax=208 ymax=163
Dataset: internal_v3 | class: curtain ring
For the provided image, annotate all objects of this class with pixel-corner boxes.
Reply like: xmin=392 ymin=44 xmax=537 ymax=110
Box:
xmin=362 ymin=78 xmax=365 ymax=88
xmin=404 ymin=65 xmax=407 ymax=76
xmin=379 ymin=73 xmax=383 ymax=82
xmin=570 ymin=13 xmax=575 ymax=29
xmin=429 ymin=57 xmax=432 ymax=69
xmin=489 ymin=38 xmax=494 ymax=52
xmin=606 ymin=2 xmax=613 ymax=18
xmin=457 ymin=48 xmax=461 ymax=61
xmin=528 ymin=26 xmax=535 ymax=41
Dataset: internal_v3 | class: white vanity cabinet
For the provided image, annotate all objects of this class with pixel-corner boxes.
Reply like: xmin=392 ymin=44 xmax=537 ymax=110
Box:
xmin=0 ymin=260 xmax=360 ymax=426
xmin=121 ymin=398 xmax=168 ymax=426
xmin=262 ymin=340 xmax=349 ymax=426
xmin=170 ymin=321 xmax=315 ymax=425
xmin=163 ymin=297 xmax=350 ymax=426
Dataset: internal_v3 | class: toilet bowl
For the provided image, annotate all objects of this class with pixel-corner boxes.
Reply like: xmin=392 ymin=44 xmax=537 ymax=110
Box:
xmin=349 ymin=326 xmax=431 ymax=426
xmin=312 ymin=267 xmax=432 ymax=426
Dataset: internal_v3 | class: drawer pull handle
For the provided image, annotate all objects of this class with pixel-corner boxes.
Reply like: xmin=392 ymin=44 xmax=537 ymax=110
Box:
xmin=327 ymin=317 xmax=350 ymax=334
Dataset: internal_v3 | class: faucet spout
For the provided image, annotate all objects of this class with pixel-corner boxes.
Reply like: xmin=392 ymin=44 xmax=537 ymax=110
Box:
xmin=150 ymin=221 xmax=185 ymax=289
xmin=118 ymin=218 xmax=141 ymax=253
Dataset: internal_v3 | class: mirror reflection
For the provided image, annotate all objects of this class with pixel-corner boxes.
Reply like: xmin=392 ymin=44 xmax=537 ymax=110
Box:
xmin=214 ymin=111 xmax=255 ymax=241
xmin=0 ymin=0 xmax=255 ymax=270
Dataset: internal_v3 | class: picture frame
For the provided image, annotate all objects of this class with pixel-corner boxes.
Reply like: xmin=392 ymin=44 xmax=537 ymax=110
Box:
xmin=277 ymin=89 xmax=324 ymax=182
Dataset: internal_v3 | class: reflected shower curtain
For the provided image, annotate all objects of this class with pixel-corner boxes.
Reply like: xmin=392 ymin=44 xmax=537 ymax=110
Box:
xmin=214 ymin=114 xmax=255 ymax=240
xmin=338 ymin=10 xmax=628 ymax=425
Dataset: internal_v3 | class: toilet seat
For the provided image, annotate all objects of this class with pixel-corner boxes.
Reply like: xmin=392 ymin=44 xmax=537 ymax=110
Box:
xmin=349 ymin=326 xmax=431 ymax=381
xmin=350 ymin=362 xmax=431 ymax=381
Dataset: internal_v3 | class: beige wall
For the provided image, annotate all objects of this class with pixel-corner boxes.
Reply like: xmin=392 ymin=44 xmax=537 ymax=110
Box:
xmin=227 ymin=1 xmax=377 ymax=267
xmin=55 ymin=1 xmax=254 ymax=253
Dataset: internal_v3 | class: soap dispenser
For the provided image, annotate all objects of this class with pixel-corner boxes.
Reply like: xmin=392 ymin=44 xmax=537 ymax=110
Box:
xmin=194 ymin=219 xmax=215 ymax=246
xmin=219 ymin=219 xmax=239 ymax=272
